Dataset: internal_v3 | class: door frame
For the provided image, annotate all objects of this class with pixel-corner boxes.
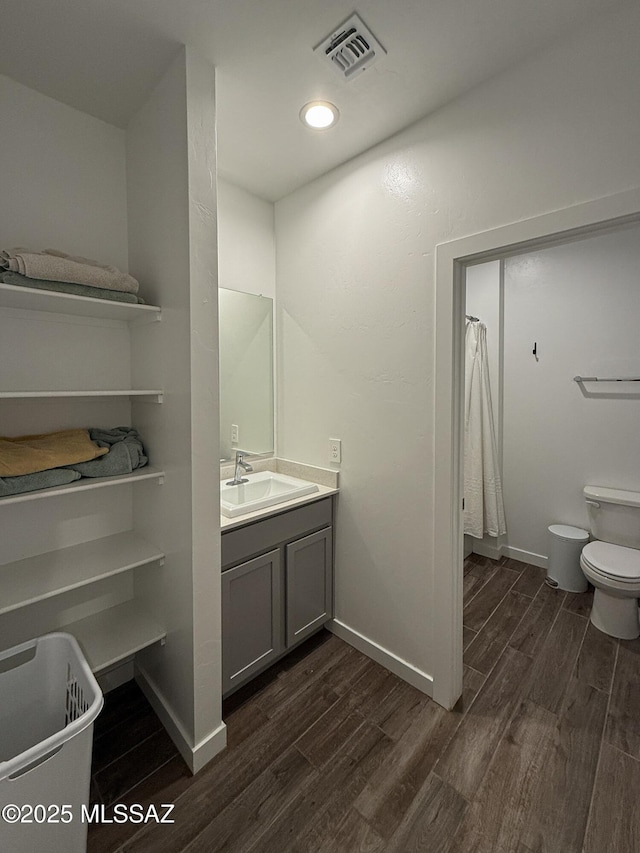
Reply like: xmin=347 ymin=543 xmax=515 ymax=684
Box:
xmin=431 ymin=186 xmax=640 ymax=709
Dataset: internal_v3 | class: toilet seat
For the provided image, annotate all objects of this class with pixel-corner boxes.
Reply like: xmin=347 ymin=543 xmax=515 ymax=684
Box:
xmin=581 ymin=541 xmax=640 ymax=583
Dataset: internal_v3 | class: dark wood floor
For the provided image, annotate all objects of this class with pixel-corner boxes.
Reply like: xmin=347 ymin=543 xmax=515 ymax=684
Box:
xmin=88 ymin=553 xmax=640 ymax=852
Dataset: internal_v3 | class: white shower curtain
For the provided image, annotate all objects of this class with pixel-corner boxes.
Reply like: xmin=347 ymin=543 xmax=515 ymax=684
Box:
xmin=464 ymin=320 xmax=507 ymax=538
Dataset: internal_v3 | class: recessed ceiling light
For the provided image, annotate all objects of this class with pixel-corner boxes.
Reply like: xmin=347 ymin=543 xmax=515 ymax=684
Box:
xmin=300 ymin=101 xmax=339 ymax=130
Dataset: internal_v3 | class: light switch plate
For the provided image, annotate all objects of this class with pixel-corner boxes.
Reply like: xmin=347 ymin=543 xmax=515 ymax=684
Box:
xmin=329 ymin=438 xmax=342 ymax=463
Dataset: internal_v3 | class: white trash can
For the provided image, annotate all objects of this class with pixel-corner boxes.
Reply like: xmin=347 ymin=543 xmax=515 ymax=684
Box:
xmin=547 ymin=524 xmax=590 ymax=592
xmin=0 ymin=633 xmax=103 ymax=853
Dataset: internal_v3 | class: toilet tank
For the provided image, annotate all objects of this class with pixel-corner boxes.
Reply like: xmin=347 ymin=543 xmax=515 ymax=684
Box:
xmin=584 ymin=486 xmax=640 ymax=549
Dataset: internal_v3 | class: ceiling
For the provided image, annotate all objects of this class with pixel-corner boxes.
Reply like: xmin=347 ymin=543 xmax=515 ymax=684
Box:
xmin=0 ymin=0 xmax=626 ymax=201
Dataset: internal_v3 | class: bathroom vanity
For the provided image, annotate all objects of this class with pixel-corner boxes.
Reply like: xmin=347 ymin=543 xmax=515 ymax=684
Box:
xmin=220 ymin=470 xmax=337 ymax=696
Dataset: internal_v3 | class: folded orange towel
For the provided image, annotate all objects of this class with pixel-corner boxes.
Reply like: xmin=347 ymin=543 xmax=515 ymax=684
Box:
xmin=0 ymin=429 xmax=109 ymax=477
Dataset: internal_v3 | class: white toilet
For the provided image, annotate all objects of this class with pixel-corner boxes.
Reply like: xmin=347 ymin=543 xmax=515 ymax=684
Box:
xmin=580 ymin=485 xmax=640 ymax=640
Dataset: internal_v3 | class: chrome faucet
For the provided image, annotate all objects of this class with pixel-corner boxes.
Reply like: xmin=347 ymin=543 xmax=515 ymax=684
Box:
xmin=226 ymin=450 xmax=253 ymax=486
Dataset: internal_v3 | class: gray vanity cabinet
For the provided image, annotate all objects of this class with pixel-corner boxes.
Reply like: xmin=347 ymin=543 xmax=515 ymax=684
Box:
xmin=221 ymin=549 xmax=283 ymax=695
xmin=286 ymin=527 xmax=333 ymax=647
xmin=221 ymin=496 xmax=334 ymax=696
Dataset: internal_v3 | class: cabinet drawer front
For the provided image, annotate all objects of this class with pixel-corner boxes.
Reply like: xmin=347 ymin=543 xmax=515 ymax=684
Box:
xmin=286 ymin=526 xmax=333 ymax=647
xmin=222 ymin=497 xmax=332 ymax=568
xmin=222 ymin=549 xmax=283 ymax=695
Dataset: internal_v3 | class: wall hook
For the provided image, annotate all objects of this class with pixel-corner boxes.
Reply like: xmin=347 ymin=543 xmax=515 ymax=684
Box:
xmin=532 ymin=342 xmax=539 ymax=362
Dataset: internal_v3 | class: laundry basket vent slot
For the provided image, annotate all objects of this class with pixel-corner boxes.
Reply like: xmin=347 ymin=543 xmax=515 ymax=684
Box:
xmin=65 ymin=662 xmax=89 ymax=725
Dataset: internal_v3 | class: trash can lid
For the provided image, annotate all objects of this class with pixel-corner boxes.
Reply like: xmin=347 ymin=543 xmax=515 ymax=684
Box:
xmin=548 ymin=524 xmax=589 ymax=541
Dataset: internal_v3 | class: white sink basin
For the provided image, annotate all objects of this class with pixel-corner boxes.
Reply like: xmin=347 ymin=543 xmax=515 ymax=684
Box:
xmin=220 ymin=471 xmax=319 ymax=518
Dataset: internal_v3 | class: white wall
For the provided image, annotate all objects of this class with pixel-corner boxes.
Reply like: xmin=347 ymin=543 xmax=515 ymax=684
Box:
xmin=127 ymin=47 xmax=223 ymax=770
xmin=501 ymin=224 xmax=640 ymax=563
xmin=275 ymin=1 xmax=640 ymax=696
xmin=217 ymin=179 xmax=275 ymax=298
xmin=0 ymin=74 xmax=128 ymax=271
xmin=0 ymin=74 xmax=136 ymax=643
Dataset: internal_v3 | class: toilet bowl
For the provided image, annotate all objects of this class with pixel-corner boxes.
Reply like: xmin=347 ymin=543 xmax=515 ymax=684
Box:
xmin=580 ymin=541 xmax=640 ymax=639
xmin=581 ymin=486 xmax=640 ymax=640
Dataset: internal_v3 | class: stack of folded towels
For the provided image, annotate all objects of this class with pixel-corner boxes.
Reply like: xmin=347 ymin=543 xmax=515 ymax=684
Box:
xmin=0 ymin=247 xmax=143 ymax=304
xmin=0 ymin=427 xmax=148 ymax=497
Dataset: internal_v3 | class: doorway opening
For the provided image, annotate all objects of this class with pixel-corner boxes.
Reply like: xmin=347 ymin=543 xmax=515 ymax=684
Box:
xmin=464 ymin=222 xmax=640 ymax=571
xmin=431 ymin=188 xmax=640 ymax=710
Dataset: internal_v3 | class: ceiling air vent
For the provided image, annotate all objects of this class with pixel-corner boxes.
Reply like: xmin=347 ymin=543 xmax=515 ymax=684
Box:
xmin=314 ymin=13 xmax=386 ymax=82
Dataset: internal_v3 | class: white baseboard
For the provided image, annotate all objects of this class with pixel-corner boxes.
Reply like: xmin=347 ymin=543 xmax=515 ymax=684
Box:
xmin=471 ymin=539 xmax=548 ymax=570
xmin=470 ymin=538 xmax=502 ymax=560
xmin=98 ymin=660 xmax=134 ymax=694
xmin=502 ymin=545 xmax=548 ymax=569
xmin=463 ymin=535 xmax=473 ymax=559
xmin=135 ymin=664 xmax=227 ymax=775
xmin=328 ymin=619 xmax=433 ymax=698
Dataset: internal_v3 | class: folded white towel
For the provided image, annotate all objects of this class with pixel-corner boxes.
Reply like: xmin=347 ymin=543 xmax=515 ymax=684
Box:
xmin=0 ymin=247 xmax=139 ymax=294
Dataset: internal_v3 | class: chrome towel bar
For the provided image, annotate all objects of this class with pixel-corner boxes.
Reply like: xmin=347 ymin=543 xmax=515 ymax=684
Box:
xmin=573 ymin=376 xmax=640 ymax=383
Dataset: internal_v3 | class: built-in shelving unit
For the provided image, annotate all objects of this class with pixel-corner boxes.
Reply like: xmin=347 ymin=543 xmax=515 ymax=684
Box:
xmin=0 ymin=282 xmax=161 ymax=324
xmin=0 ymin=390 xmax=163 ymax=402
xmin=0 ymin=283 xmax=167 ymax=673
xmin=0 ymin=467 xmax=165 ymax=505
xmin=0 ymin=531 xmax=165 ymax=615
xmin=62 ymin=600 xmax=167 ymax=673
xmin=2 ymin=61 xmax=222 ymax=770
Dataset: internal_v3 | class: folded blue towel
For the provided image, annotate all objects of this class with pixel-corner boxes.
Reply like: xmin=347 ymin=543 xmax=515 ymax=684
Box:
xmin=64 ymin=427 xmax=148 ymax=477
xmin=0 ymin=270 xmax=144 ymax=304
xmin=0 ymin=468 xmax=81 ymax=498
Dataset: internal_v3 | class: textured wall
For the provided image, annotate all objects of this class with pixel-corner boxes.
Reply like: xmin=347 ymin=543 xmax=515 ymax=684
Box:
xmin=275 ymin=2 xmax=640 ymax=684
xmin=127 ymin=47 xmax=223 ymax=767
xmin=0 ymin=74 xmax=128 ymax=270
xmin=502 ymin=225 xmax=640 ymax=562
xmin=217 ymin=179 xmax=276 ymax=298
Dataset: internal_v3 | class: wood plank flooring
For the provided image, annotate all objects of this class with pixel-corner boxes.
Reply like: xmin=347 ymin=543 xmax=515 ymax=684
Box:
xmin=88 ymin=553 xmax=640 ymax=852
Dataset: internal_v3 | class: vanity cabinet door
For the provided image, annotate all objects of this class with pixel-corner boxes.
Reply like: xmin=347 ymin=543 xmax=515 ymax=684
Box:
xmin=222 ymin=549 xmax=283 ymax=695
xmin=285 ymin=527 xmax=333 ymax=648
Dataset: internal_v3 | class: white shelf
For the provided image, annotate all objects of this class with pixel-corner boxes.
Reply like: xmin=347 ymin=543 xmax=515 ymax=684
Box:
xmin=63 ymin=600 xmax=167 ymax=673
xmin=0 ymin=467 xmax=165 ymax=505
xmin=0 ymin=279 xmax=167 ymax=677
xmin=0 ymin=282 xmax=161 ymax=323
xmin=0 ymin=531 xmax=165 ymax=616
xmin=0 ymin=390 xmax=163 ymax=402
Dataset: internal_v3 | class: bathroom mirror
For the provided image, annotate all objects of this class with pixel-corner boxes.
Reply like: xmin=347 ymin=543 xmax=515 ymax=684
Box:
xmin=219 ymin=287 xmax=274 ymax=462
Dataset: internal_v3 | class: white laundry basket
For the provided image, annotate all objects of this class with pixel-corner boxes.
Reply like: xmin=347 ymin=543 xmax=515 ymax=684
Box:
xmin=0 ymin=633 xmax=103 ymax=853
